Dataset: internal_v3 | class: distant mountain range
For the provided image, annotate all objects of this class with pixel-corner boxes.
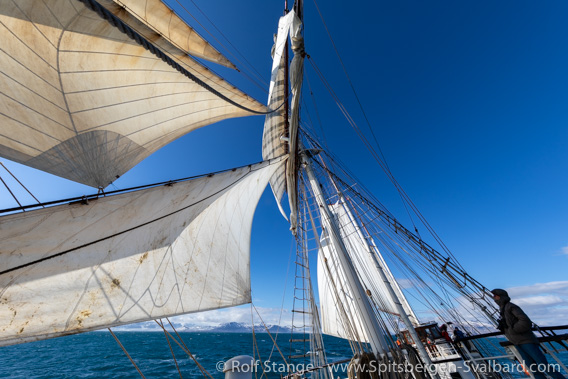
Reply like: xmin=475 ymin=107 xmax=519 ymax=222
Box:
xmin=194 ymin=322 xmax=292 ymax=334
xmin=117 ymin=321 xmax=292 ymax=333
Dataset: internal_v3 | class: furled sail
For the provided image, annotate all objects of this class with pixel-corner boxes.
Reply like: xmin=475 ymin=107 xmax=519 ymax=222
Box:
xmin=0 ymin=158 xmax=283 ymax=347
xmin=262 ymin=9 xmax=303 ymax=234
xmin=286 ymin=11 xmax=304 ymax=234
xmin=0 ymin=0 xmax=265 ymax=188
xmin=317 ymin=199 xmax=418 ymax=342
xmin=110 ymin=0 xmax=235 ymax=68
xmin=262 ymin=15 xmax=289 ymax=219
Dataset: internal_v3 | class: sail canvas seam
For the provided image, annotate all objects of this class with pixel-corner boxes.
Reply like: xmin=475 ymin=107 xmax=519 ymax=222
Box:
xmin=10 ymin=3 xmax=59 ymax=51
xmin=0 ymin=91 xmax=71 ymax=134
xmin=0 ymin=115 xmax=60 ymax=150
xmin=0 ymin=69 xmax=65 ymax=111
xmin=56 ymin=7 xmax=83 ymax=135
xmin=64 ymin=81 xmax=204 ymax=95
xmin=68 ymin=90 xmax=201 ymax=115
xmin=87 ymin=101 xmax=229 ymax=134
xmin=0 ymin=11 xmax=57 ymax=69
xmin=0 ymin=46 xmax=62 ymax=102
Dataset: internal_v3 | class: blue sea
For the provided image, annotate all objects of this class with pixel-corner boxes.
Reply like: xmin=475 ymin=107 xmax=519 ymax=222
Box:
xmin=1 ymin=332 xmax=566 ymax=378
xmin=0 ymin=332 xmax=352 ymax=378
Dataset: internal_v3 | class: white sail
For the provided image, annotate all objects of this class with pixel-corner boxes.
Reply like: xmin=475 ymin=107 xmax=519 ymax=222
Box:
xmin=0 ymin=0 xmax=265 ymax=188
xmin=317 ymin=230 xmax=372 ymax=343
xmin=0 ymin=158 xmax=283 ymax=347
xmin=109 ymin=0 xmax=235 ymax=68
xmin=317 ymin=200 xmax=418 ymax=342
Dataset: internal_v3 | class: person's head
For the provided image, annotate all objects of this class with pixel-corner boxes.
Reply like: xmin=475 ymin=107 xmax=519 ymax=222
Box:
xmin=491 ymin=288 xmax=511 ymax=307
xmin=440 ymin=324 xmax=447 ymax=331
xmin=491 ymin=288 xmax=508 ymax=300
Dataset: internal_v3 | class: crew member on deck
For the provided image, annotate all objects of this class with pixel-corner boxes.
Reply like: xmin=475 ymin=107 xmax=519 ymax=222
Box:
xmin=439 ymin=324 xmax=452 ymax=342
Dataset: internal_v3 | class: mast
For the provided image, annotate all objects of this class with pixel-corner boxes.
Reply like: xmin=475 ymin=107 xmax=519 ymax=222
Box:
xmin=301 ymin=152 xmax=389 ymax=356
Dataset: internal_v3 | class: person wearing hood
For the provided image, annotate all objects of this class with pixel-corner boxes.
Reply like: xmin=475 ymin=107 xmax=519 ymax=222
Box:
xmin=491 ymin=288 xmax=565 ymax=379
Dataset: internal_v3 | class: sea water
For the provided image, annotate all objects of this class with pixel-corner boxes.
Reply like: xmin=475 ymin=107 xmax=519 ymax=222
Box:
xmin=0 ymin=332 xmax=352 ymax=378
xmin=1 ymin=332 xmax=566 ymax=378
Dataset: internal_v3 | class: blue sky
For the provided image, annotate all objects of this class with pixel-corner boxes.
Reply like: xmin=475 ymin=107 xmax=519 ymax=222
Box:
xmin=1 ymin=0 xmax=567 ymax=327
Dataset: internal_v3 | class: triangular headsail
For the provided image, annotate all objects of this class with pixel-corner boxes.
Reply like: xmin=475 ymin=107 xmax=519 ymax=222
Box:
xmin=0 ymin=0 xmax=265 ymax=188
xmin=317 ymin=199 xmax=419 ymax=342
xmin=0 ymin=158 xmax=283 ymax=347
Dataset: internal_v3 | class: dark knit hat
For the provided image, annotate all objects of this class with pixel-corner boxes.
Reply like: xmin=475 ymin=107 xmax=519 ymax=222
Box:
xmin=491 ymin=288 xmax=509 ymax=297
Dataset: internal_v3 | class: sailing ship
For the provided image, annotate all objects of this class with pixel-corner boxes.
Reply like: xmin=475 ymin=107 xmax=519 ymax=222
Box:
xmin=1 ymin=0 xmax=567 ymax=378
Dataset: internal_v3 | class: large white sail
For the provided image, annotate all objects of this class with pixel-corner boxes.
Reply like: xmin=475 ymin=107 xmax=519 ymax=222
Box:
xmin=0 ymin=0 xmax=265 ymax=188
xmin=0 ymin=159 xmax=283 ymax=347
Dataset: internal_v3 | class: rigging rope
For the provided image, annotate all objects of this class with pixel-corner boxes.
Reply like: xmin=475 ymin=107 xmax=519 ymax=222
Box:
xmin=252 ymin=303 xmax=290 ymax=368
xmin=250 ymin=305 xmax=266 ymax=379
xmin=294 ymin=200 xmax=331 ymax=375
xmin=310 ymin=0 xmax=395 ymax=181
xmin=172 ymin=0 xmax=269 ymax=92
xmin=303 ymin=73 xmax=329 ymax=152
xmin=301 ymin=148 xmax=498 ymax=333
xmin=156 ymin=319 xmax=183 ymax=379
xmin=310 ymin=0 xmax=428 ymax=242
xmin=266 ymin=240 xmax=295 ymax=364
xmin=306 ymin=55 xmax=465 ymax=271
xmin=158 ymin=318 xmax=215 ymax=379
xmin=308 ymin=150 xmax=490 ymax=299
xmin=108 ymin=328 xmax=146 ymax=378
xmin=0 ymin=175 xmax=23 ymax=211
xmin=0 ymin=162 xmax=43 ymax=209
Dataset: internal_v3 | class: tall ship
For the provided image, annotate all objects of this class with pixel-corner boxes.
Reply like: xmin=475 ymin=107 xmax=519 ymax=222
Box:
xmin=1 ymin=0 xmax=566 ymax=378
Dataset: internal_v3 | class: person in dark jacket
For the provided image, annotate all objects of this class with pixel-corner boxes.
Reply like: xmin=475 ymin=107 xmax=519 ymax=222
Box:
xmin=453 ymin=327 xmax=465 ymax=341
xmin=491 ymin=288 xmax=565 ymax=379
xmin=452 ymin=326 xmax=473 ymax=350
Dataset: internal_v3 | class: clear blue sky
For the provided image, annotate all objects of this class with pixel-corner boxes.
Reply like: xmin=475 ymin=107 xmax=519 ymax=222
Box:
xmin=1 ymin=0 xmax=567 ymax=325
